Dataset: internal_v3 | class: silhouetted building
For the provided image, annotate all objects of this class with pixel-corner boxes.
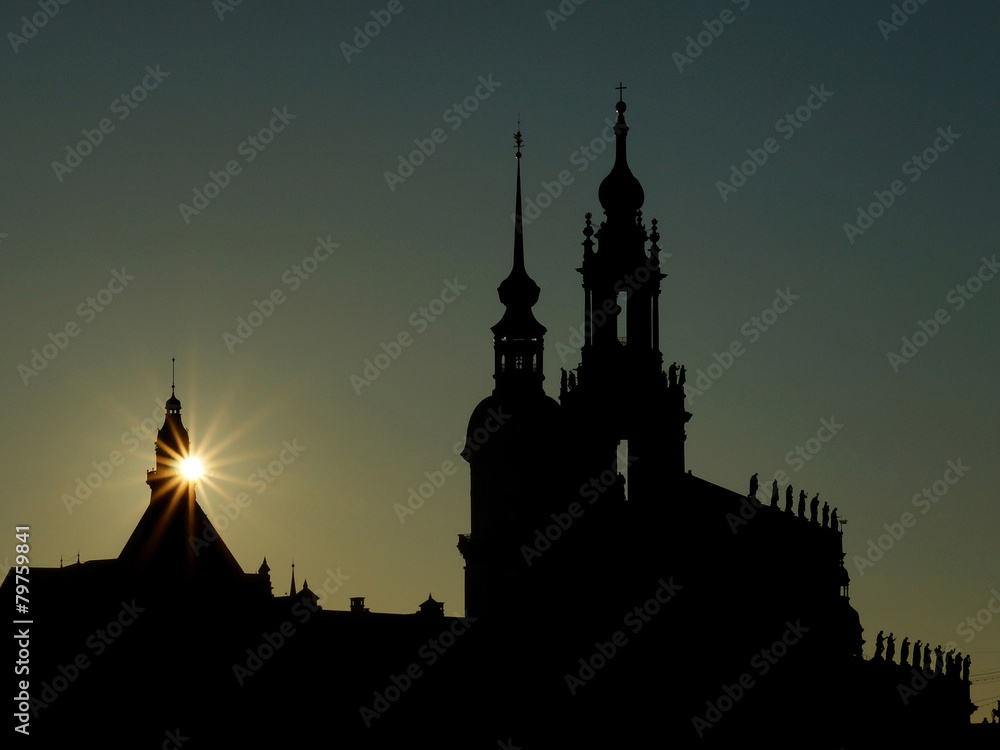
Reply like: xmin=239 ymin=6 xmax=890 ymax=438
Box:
xmin=454 ymin=95 xmax=976 ymax=748
xmin=4 ymin=94 xmax=983 ymax=749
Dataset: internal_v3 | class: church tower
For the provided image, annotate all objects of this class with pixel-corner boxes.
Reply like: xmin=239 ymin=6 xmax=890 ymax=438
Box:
xmin=120 ymin=363 xmax=247 ymax=595
xmin=491 ymin=130 xmax=546 ymax=398
xmin=145 ymin=367 xmax=194 ymax=508
xmin=563 ymin=90 xmax=691 ymax=503
xmin=459 ymin=129 xmax=562 ymax=619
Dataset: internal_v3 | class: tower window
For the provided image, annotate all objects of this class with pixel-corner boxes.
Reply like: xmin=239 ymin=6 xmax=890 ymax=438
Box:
xmin=618 ymin=440 xmax=630 ymax=502
xmin=514 ymin=355 xmax=524 ymax=371
xmin=617 ymin=291 xmax=627 ymax=342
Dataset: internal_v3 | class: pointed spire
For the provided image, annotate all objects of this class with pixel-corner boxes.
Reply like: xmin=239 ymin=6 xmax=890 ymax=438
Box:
xmin=497 ymin=123 xmax=540 ymax=312
xmin=488 ymin=122 xmax=548 ymax=395
xmin=289 ymin=560 xmax=296 ymax=596
xmin=598 ymin=83 xmax=645 ymax=218
xmin=166 ymin=358 xmax=181 ymax=414
xmin=512 ymin=121 xmax=525 ymax=274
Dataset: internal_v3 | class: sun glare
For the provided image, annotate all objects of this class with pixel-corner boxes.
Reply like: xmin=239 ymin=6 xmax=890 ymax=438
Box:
xmin=180 ymin=456 xmax=204 ymax=481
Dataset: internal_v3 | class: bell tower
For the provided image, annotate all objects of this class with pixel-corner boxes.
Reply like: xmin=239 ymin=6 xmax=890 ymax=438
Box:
xmin=491 ymin=127 xmax=546 ymax=398
xmin=120 ymin=360 xmax=248 ymax=594
xmin=145 ymin=358 xmax=195 ymax=507
xmin=564 ymin=89 xmax=691 ymax=501
xmin=459 ymin=128 xmax=562 ymax=619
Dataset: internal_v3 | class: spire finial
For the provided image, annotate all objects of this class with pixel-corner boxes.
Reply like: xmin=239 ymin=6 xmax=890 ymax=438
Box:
xmin=616 ymin=81 xmax=627 ymax=113
xmin=599 ymin=83 xmax=644 ymax=216
xmin=171 ymin=357 xmax=175 ymax=397
xmin=512 ymin=121 xmax=525 ymax=267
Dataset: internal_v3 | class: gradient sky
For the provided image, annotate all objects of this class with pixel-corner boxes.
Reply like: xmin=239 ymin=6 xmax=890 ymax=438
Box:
xmin=2 ymin=0 xmax=998 ymax=719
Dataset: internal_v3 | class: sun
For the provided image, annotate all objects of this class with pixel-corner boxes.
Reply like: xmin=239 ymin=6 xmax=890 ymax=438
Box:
xmin=179 ymin=456 xmax=204 ymax=481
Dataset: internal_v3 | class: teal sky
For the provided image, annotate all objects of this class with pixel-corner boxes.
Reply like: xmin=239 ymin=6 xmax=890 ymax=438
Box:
xmin=2 ymin=0 xmax=998 ymax=719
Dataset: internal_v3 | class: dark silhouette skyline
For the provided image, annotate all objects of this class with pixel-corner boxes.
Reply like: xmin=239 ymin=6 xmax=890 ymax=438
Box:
xmin=7 ymin=92 xmax=997 ymax=747
xmin=3 ymin=2 xmax=999 ymax=743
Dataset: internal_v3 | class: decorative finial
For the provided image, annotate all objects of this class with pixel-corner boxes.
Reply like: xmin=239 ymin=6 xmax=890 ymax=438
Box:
xmin=514 ymin=117 xmax=523 ymax=159
xmin=616 ymin=81 xmax=627 ymax=112
xmin=171 ymin=357 xmax=175 ymax=397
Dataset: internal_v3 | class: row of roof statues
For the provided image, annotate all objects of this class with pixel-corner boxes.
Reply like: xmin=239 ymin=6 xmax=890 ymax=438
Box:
xmin=874 ymin=630 xmax=971 ymax=681
xmin=748 ymin=473 xmax=839 ymax=530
